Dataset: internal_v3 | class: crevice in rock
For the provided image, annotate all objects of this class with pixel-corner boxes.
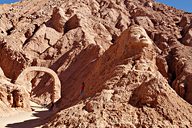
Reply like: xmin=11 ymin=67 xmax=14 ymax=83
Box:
xmin=166 ymin=53 xmax=176 ymax=86
xmin=6 ymin=26 xmax=15 ymax=35
xmin=111 ymin=34 xmax=118 ymax=43
xmin=44 ymin=34 xmax=51 ymax=47
xmin=169 ymin=70 xmax=176 ymax=86
xmin=22 ymin=24 xmax=39 ymax=47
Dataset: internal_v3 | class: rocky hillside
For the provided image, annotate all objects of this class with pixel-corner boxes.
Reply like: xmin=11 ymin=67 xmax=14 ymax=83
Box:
xmin=0 ymin=0 xmax=192 ymax=127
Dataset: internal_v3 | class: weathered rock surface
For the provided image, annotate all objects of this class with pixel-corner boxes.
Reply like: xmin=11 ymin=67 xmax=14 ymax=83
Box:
xmin=0 ymin=70 xmax=31 ymax=116
xmin=44 ymin=25 xmax=192 ymax=128
xmin=0 ymin=0 xmax=192 ymax=127
xmin=170 ymin=44 xmax=192 ymax=104
xmin=182 ymin=28 xmax=192 ymax=46
xmin=49 ymin=7 xmax=67 ymax=33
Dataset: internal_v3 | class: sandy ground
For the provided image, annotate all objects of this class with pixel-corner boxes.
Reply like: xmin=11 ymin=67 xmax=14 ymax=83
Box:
xmin=0 ymin=101 xmax=50 ymax=128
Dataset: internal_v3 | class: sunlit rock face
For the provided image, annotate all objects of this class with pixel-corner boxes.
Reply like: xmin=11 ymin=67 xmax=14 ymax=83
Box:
xmin=45 ymin=25 xmax=192 ymax=128
xmin=1 ymin=0 xmax=192 ymax=127
xmin=110 ymin=25 xmax=157 ymax=72
xmin=57 ymin=25 xmax=158 ymax=103
xmin=127 ymin=25 xmax=153 ymax=47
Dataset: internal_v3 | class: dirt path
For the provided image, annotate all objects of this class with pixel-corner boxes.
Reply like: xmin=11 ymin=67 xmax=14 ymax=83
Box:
xmin=0 ymin=101 xmax=51 ymax=128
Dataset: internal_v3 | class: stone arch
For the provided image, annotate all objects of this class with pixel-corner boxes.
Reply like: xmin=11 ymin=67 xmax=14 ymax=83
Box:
xmin=15 ymin=66 xmax=61 ymax=103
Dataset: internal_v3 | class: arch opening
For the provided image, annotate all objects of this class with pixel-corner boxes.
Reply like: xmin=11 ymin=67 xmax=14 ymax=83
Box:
xmin=15 ymin=66 xmax=61 ymax=104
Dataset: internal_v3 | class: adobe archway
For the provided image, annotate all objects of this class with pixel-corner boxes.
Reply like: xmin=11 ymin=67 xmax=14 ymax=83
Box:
xmin=15 ymin=66 xmax=61 ymax=104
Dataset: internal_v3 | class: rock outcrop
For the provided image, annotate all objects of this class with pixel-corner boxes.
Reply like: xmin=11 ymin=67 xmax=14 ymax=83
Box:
xmin=182 ymin=27 xmax=192 ymax=46
xmin=170 ymin=44 xmax=192 ymax=104
xmin=0 ymin=68 xmax=31 ymax=117
xmin=44 ymin=25 xmax=192 ymax=128
xmin=0 ymin=0 xmax=192 ymax=127
xmin=49 ymin=7 xmax=67 ymax=33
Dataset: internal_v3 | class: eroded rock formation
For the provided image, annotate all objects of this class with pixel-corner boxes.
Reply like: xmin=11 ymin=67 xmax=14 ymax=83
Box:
xmin=44 ymin=25 xmax=192 ymax=127
xmin=0 ymin=0 xmax=192 ymax=127
xmin=0 ymin=68 xmax=31 ymax=116
xmin=0 ymin=65 xmax=61 ymax=116
xmin=170 ymin=44 xmax=192 ymax=104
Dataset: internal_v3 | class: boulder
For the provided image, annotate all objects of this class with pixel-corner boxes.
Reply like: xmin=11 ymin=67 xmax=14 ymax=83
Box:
xmin=179 ymin=16 xmax=190 ymax=27
xmin=144 ymin=2 xmax=153 ymax=8
xmin=182 ymin=28 xmax=192 ymax=46
xmin=84 ymin=102 xmax=94 ymax=112
xmin=50 ymin=7 xmax=67 ymax=33
xmin=134 ymin=16 xmax=154 ymax=29
xmin=23 ymin=24 xmax=50 ymax=54
xmin=45 ymin=27 xmax=62 ymax=46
